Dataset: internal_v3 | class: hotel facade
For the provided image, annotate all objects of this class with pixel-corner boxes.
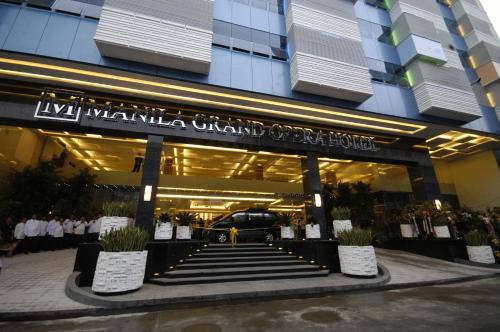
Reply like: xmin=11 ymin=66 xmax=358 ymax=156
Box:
xmin=0 ymin=0 xmax=499 ymax=236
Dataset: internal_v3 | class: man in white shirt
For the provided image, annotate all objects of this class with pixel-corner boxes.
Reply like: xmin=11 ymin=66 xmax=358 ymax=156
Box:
xmin=47 ymin=217 xmax=58 ymax=250
xmin=39 ymin=217 xmax=49 ymax=251
xmin=13 ymin=218 xmax=26 ymax=254
xmin=63 ymin=217 xmax=74 ymax=248
xmin=24 ymin=215 xmax=41 ymax=253
xmin=88 ymin=215 xmax=102 ymax=242
xmin=73 ymin=218 xmax=87 ymax=246
xmin=52 ymin=219 xmax=64 ymax=250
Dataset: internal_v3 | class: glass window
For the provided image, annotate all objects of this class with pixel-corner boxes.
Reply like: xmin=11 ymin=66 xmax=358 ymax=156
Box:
xmin=213 ymin=20 xmax=232 ymax=36
xmin=232 ymin=24 xmax=252 ymax=42
xmin=252 ymin=29 xmax=270 ymax=45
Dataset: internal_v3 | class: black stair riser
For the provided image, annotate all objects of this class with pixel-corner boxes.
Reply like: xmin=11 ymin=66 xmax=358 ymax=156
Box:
xmin=202 ymin=249 xmax=280 ymax=253
xmin=149 ymin=271 xmax=329 ymax=286
xmin=163 ymin=267 xmax=319 ymax=278
xmin=184 ymin=256 xmax=298 ymax=263
xmin=196 ymin=252 xmax=287 ymax=258
xmin=177 ymin=261 xmax=306 ymax=269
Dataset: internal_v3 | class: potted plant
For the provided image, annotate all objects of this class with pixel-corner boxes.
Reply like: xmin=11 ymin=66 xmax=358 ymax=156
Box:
xmin=464 ymin=230 xmax=495 ymax=264
xmin=154 ymin=212 xmax=173 ymax=240
xmin=400 ymin=205 xmax=418 ymax=238
xmin=92 ymin=227 xmax=149 ymax=294
xmin=99 ymin=201 xmax=132 ymax=239
xmin=331 ymin=207 xmax=352 ymax=238
xmin=337 ymin=228 xmax=378 ymax=277
xmin=279 ymin=213 xmax=295 ymax=239
xmin=433 ymin=213 xmax=451 ymax=238
xmin=175 ymin=212 xmax=196 ymax=240
xmin=305 ymin=215 xmax=321 ymax=239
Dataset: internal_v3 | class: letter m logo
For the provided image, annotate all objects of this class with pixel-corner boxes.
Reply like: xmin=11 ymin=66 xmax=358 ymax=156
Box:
xmin=34 ymin=88 xmax=85 ymax=123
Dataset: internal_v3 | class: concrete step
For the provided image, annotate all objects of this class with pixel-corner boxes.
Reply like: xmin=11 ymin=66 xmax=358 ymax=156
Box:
xmin=202 ymin=247 xmax=279 ymax=253
xmin=163 ymin=264 xmax=320 ymax=278
xmin=177 ymin=259 xmax=307 ymax=270
xmin=185 ymin=255 xmax=297 ymax=263
xmin=149 ymin=270 xmax=330 ymax=286
xmin=195 ymin=251 xmax=287 ymax=258
xmin=208 ymin=243 xmax=268 ymax=248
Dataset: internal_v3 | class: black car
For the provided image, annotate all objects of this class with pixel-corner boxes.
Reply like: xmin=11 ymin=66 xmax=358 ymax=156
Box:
xmin=205 ymin=209 xmax=280 ymax=243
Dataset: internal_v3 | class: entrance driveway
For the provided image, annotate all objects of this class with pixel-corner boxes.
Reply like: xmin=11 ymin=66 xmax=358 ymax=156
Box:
xmin=0 ymin=246 xmax=499 ymax=320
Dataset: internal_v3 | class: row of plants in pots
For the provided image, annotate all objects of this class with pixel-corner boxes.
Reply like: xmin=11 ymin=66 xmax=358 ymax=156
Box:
xmin=396 ymin=202 xmax=499 ymax=264
xmin=278 ymin=207 xmax=352 ymax=240
xmin=278 ymin=207 xmax=378 ymax=277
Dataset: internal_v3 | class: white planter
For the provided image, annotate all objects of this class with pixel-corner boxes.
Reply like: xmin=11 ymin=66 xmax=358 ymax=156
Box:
xmin=99 ymin=216 xmax=129 ymax=239
xmin=400 ymin=224 xmax=416 ymax=238
xmin=305 ymin=224 xmax=321 ymax=239
xmin=434 ymin=226 xmax=451 ymax=238
xmin=467 ymin=246 xmax=495 ymax=264
xmin=154 ymin=222 xmax=173 ymax=240
xmin=176 ymin=225 xmax=191 ymax=240
xmin=333 ymin=220 xmax=352 ymax=238
xmin=280 ymin=226 xmax=294 ymax=239
xmin=92 ymin=250 xmax=147 ymax=293
xmin=338 ymin=245 xmax=378 ymax=277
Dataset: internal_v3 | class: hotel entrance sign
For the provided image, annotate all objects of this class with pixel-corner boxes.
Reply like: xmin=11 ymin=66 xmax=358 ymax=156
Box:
xmin=33 ymin=89 xmax=379 ymax=152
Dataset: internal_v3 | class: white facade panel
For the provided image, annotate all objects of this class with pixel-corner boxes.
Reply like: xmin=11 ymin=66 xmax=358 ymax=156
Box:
xmin=413 ymin=82 xmax=482 ymax=121
xmin=94 ymin=3 xmax=213 ymax=74
xmin=286 ymin=4 xmax=362 ymax=41
xmin=290 ymin=52 xmax=374 ymax=102
xmin=390 ymin=1 xmax=447 ymax=32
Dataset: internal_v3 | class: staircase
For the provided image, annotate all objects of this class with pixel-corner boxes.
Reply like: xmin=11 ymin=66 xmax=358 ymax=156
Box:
xmin=149 ymin=243 xmax=329 ymax=285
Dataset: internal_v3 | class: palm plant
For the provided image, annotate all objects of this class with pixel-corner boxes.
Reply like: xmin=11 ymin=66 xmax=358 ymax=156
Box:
xmin=156 ymin=212 xmax=171 ymax=225
xmin=307 ymin=215 xmax=318 ymax=225
xmin=278 ymin=213 xmax=293 ymax=227
xmin=175 ymin=211 xmax=197 ymax=226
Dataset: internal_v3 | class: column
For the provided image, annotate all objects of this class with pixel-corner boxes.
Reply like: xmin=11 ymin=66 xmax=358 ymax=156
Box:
xmin=136 ymin=135 xmax=163 ymax=237
xmin=301 ymin=152 xmax=327 ymax=239
xmin=408 ymin=153 xmax=441 ymax=202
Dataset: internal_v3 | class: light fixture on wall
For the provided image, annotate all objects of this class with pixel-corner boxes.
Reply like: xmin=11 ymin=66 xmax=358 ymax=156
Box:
xmin=434 ymin=199 xmax=442 ymax=211
xmin=144 ymin=185 xmax=153 ymax=202
xmin=314 ymin=193 xmax=322 ymax=208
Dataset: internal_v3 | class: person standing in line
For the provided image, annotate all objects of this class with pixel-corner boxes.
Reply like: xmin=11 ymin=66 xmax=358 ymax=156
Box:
xmin=88 ymin=214 xmax=102 ymax=242
xmin=1 ymin=216 xmax=15 ymax=243
xmin=39 ymin=217 xmax=49 ymax=251
xmin=132 ymin=152 xmax=144 ymax=172
xmin=63 ymin=217 xmax=74 ymax=248
xmin=52 ymin=219 xmax=64 ymax=250
xmin=73 ymin=217 xmax=87 ymax=247
xmin=13 ymin=218 xmax=26 ymax=254
xmin=24 ymin=215 xmax=41 ymax=253
xmin=47 ymin=216 xmax=58 ymax=251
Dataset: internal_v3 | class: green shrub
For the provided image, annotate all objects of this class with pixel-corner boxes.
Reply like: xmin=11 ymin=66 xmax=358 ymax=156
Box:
xmin=331 ymin=207 xmax=351 ymax=220
xmin=432 ymin=214 xmax=449 ymax=226
xmin=102 ymin=201 xmax=132 ymax=217
xmin=100 ymin=227 xmax=149 ymax=252
xmin=400 ymin=204 xmax=417 ymax=225
xmin=464 ymin=230 xmax=489 ymax=246
xmin=337 ymin=228 xmax=373 ymax=246
xmin=278 ymin=213 xmax=293 ymax=227
xmin=175 ymin=211 xmax=197 ymax=226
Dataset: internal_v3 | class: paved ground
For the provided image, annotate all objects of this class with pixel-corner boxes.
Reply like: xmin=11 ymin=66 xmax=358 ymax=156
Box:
xmin=1 ymin=277 xmax=499 ymax=331
xmin=376 ymin=248 xmax=500 ymax=285
xmin=0 ymin=247 xmax=499 ymax=317
xmin=0 ymin=249 xmax=91 ymax=313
